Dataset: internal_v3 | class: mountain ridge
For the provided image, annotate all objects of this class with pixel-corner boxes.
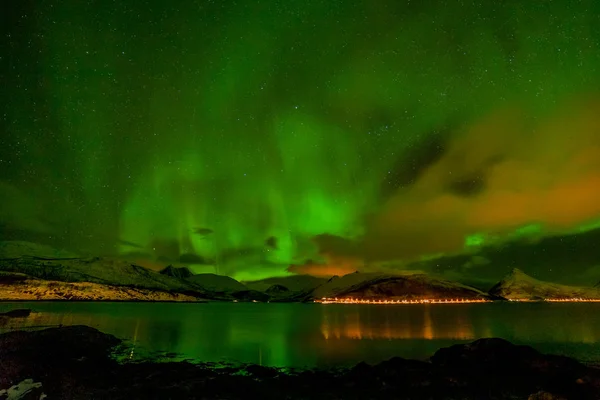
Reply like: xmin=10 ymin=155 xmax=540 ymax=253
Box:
xmin=489 ymin=268 xmax=600 ymax=300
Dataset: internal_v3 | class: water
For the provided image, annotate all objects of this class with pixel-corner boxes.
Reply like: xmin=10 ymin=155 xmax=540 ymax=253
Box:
xmin=1 ymin=302 xmax=600 ymax=368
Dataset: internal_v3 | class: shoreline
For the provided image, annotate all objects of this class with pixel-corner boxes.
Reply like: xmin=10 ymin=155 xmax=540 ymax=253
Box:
xmin=3 ymin=298 xmax=600 ymax=304
xmin=3 ymin=256 xmax=600 ymax=304
xmin=1 ymin=324 xmax=599 ymax=399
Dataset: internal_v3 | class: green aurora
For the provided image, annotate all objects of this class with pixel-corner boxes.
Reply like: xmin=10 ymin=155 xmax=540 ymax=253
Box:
xmin=2 ymin=1 xmax=600 ymax=281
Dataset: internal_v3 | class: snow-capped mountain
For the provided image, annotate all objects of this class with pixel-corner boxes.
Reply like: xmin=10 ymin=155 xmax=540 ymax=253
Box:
xmin=489 ymin=268 xmax=600 ymax=300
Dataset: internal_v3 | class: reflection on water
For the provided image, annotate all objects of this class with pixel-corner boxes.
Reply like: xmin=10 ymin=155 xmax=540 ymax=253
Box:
xmin=320 ymin=305 xmax=476 ymax=340
xmin=1 ymin=302 xmax=600 ymax=367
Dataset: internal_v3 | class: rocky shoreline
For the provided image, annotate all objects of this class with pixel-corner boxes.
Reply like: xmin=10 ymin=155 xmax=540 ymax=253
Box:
xmin=1 ymin=321 xmax=599 ymax=399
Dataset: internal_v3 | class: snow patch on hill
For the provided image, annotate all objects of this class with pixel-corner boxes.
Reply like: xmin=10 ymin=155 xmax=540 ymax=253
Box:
xmin=489 ymin=268 xmax=600 ymax=300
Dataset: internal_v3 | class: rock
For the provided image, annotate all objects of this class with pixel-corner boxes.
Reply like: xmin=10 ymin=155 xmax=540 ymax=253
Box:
xmin=0 ymin=379 xmax=45 ymax=400
xmin=244 ymin=364 xmax=278 ymax=379
xmin=1 ymin=326 xmax=600 ymax=399
xmin=431 ymin=338 xmax=596 ymax=399
xmin=0 ymin=326 xmax=121 ymax=390
xmin=374 ymin=357 xmax=431 ymax=378
xmin=431 ymin=338 xmax=540 ymax=370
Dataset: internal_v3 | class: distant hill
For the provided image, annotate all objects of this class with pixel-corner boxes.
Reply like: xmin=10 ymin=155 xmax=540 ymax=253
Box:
xmin=185 ymin=273 xmax=248 ymax=293
xmin=0 ymin=241 xmax=248 ymax=301
xmin=18 ymin=241 xmax=600 ymax=303
xmin=243 ymin=275 xmax=327 ymax=292
xmin=159 ymin=265 xmax=193 ymax=280
xmin=311 ymin=271 xmax=490 ymax=300
xmin=489 ymin=268 xmax=600 ymax=300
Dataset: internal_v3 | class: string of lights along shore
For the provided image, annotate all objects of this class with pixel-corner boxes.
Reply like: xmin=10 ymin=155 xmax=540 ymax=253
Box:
xmin=315 ymin=298 xmax=600 ymax=305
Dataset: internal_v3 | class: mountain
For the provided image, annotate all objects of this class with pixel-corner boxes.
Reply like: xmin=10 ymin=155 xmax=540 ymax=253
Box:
xmin=0 ymin=255 xmax=191 ymax=292
xmin=185 ymin=273 xmax=248 ymax=293
xmin=311 ymin=271 xmax=490 ymax=300
xmin=159 ymin=265 xmax=193 ymax=280
xmin=0 ymin=271 xmax=200 ymax=301
xmin=241 ymin=275 xmax=327 ymax=302
xmin=243 ymin=275 xmax=327 ymax=292
xmin=489 ymin=268 xmax=600 ymax=300
xmin=0 ymin=241 xmax=251 ymax=301
xmin=265 ymin=284 xmax=289 ymax=296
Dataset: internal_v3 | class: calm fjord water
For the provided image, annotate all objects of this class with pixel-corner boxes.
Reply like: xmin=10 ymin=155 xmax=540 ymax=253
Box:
xmin=1 ymin=302 xmax=599 ymax=368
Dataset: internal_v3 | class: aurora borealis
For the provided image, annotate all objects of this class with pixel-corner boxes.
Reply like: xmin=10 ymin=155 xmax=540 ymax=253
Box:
xmin=2 ymin=1 xmax=600 ymax=283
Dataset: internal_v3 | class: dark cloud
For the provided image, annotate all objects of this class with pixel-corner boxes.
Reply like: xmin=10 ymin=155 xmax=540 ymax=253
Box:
xmin=405 ymin=226 xmax=600 ymax=286
xmin=265 ymin=236 xmax=278 ymax=249
xmin=304 ymin=99 xmax=600 ymax=278
xmin=193 ymin=228 xmax=214 ymax=236
xmin=380 ymin=128 xmax=449 ymax=197
xmin=179 ymin=253 xmax=211 ymax=264
xmin=447 ymin=175 xmax=486 ymax=197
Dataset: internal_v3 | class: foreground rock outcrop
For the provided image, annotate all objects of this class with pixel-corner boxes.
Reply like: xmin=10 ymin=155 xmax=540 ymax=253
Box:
xmin=1 ymin=325 xmax=599 ymax=399
xmin=489 ymin=269 xmax=600 ymax=301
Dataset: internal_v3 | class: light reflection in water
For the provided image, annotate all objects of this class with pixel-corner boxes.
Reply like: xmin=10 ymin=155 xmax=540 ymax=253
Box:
xmin=1 ymin=302 xmax=600 ymax=367
xmin=319 ymin=304 xmax=475 ymax=341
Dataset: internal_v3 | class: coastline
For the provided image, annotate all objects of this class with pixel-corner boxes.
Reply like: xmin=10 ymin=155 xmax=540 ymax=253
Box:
xmin=1 ymin=323 xmax=599 ymax=399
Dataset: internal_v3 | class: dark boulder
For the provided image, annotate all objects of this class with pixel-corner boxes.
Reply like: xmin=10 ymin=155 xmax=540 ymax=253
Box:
xmin=431 ymin=338 xmax=540 ymax=370
xmin=431 ymin=338 xmax=597 ymax=399
xmin=245 ymin=364 xmax=279 ymax=379
xmin=0 ymin=325 xmax=121 ymax=390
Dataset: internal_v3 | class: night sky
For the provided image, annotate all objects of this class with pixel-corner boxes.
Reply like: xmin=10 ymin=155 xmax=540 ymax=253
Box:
xmin=2 ymin=1 xmax=600 ymax=284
